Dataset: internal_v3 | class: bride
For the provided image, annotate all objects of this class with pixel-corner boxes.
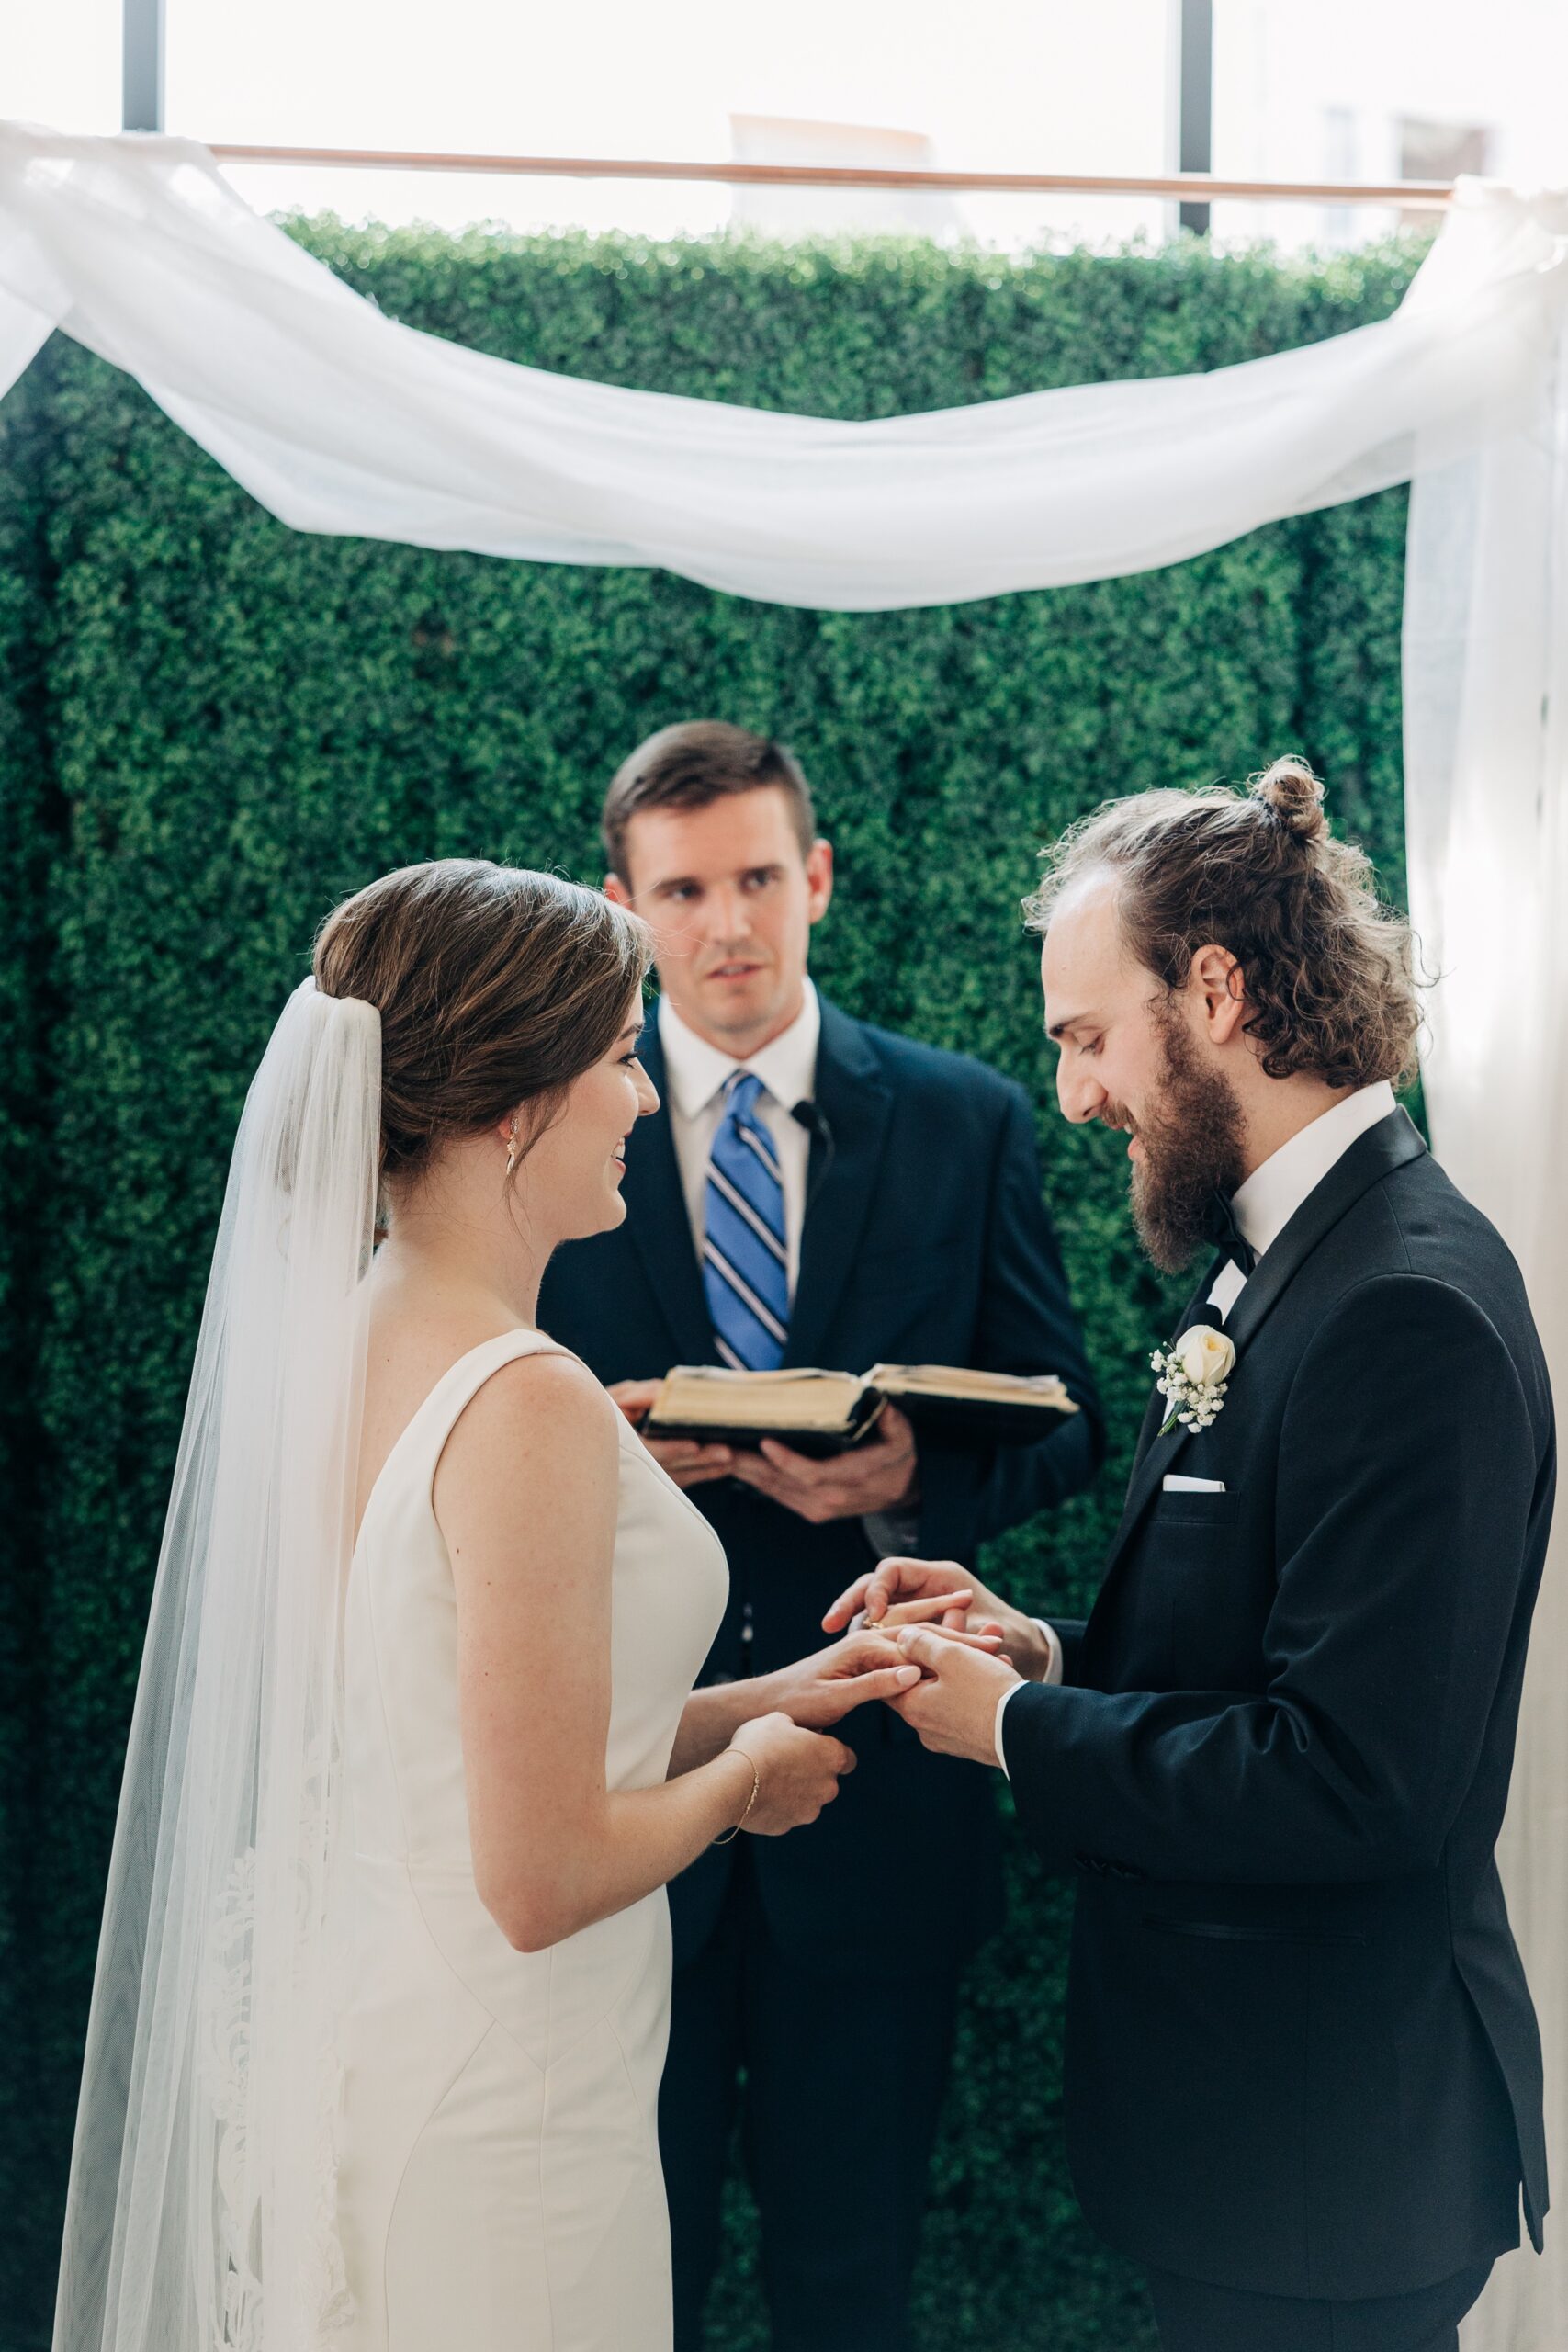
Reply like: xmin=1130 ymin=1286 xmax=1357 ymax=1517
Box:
xmin=52 ymin=859 xmax=952 ymax=2352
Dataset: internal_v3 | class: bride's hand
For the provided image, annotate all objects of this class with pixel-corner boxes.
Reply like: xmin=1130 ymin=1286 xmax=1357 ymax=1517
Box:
xmin=726 ymin=1713 xmax=859 ymax=1835
xmin=771 ymin=1627 xmax=1003 ymax=1731
xmin=768 ymin=1631 xmax=932 ymax=1730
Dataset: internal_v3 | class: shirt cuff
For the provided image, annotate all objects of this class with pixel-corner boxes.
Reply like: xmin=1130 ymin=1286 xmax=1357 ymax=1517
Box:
xmin=994 ymin=1621 xmax=1062 ymax=1777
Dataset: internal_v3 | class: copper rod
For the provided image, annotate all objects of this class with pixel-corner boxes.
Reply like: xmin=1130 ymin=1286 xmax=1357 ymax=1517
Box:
xmin=205 ymin=146 xmax=1453 ymax=209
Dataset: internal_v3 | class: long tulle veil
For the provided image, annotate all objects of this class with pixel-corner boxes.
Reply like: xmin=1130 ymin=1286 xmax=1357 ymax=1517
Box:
xmin=53 ymin=978 xmax=380 ymax=2352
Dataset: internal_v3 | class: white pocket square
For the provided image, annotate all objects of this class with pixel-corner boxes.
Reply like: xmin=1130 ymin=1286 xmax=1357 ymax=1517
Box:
xmin=1162 ymin=1474 xmax=1226 ymax=1493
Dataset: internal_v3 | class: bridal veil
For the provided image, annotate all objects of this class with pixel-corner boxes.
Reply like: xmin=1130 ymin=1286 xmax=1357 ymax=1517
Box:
xmin=53 ymin=978 xmax=380 ymax=2352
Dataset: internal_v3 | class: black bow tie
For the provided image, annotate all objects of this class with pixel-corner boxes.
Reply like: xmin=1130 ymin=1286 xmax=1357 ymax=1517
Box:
xmin=1201 ymin=1189 xmax=1258 ymax=1276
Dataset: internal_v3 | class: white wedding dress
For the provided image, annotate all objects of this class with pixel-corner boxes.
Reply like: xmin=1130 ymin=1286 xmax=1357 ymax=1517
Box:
xmin=333 ymin=1329 xmax=728 ymax=2352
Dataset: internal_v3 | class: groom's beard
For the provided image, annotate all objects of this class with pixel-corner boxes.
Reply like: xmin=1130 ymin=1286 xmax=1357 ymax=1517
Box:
xmin=1114 ymin=1011 xmax=1247 ymax=1276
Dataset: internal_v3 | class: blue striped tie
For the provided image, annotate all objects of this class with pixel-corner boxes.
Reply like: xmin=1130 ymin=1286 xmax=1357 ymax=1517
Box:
xmin=704 ymin=1072 xmax=790 ymax=1371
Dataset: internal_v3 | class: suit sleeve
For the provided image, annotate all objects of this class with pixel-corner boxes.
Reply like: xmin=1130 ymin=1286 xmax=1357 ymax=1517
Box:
xmin=916 ymin=1084 xmax=1104 ymax=1561
xmin=1002 ymin=1272 xmax=1542 ymax=1883
xmin=1053 ymin=1618 xmax=1089 ymax=1685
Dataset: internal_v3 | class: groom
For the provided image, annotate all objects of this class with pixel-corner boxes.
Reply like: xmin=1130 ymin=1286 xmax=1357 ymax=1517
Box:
xmin=833 ymin=760 xmax=1553 ymax=2352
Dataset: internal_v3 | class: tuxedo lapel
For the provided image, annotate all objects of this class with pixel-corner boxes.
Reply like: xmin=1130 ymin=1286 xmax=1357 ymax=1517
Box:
xmin=1130 ymin=1255 xmax=1226 ymax=1475
xmin=783 ymin=1000 xmax=894 ymax=1370
xmin=1095 ymin=1256 xmax=1226 ymax=1581
xmin=619 ymin=1020 xmax=716 ymax=1367
xmin=1102 ymin=1107 xmax=1428 ymax=1578
xmin=1216 ymin=1108 xmax=1426 ymax=1361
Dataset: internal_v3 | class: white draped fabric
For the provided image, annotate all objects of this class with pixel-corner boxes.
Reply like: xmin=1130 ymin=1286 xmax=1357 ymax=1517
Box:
xmin=1 ymin=118 xmax=1565 ymax=2347
xmin=0 ymin=124 xmax=1559 ymax=607
xmin=1405 ymin=293 xmax=1568 ymax=2352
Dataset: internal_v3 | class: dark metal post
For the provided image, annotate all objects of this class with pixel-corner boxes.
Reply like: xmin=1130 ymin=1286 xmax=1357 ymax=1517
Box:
xmin=1177 ymin=0 xmax=1213 ymax=234
xmin=122 ymin=0 xmax=166 ymax=134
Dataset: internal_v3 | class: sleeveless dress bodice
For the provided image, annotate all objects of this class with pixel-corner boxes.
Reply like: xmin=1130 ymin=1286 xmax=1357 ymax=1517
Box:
xmin=333 ymin=1330 xmax=728 ymax=2352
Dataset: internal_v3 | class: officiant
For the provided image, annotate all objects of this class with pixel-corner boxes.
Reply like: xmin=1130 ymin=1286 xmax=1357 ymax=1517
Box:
xmin=538 ymin=719 xmax=1102 ymax=2352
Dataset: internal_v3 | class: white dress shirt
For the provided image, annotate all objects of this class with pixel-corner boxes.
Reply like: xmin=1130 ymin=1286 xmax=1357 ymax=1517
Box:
xmin=995 ymin=1080 xmax=1399 ymax=1770
xmin=1205 ymin=1079 xmax=1396 ymax=1323
xmin=658 ymin=980 xmax=926 ymax=1566
xmin=658 ymin=982 xmax=820 ymax=1299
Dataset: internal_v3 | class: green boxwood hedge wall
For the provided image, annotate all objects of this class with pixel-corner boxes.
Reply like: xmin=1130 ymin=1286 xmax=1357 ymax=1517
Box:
xmin=0 ymin=220 xmax=1418 ymax=2350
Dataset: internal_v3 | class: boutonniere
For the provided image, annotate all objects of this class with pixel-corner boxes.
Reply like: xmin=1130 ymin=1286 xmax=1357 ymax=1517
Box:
xmin=1151 ymin=1324 xmax=1236 ymax=1437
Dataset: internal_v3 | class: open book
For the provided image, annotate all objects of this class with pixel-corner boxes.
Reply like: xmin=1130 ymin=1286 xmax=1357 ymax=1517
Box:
xmin=642 ymin=1363 xmax=1080 ymax=1457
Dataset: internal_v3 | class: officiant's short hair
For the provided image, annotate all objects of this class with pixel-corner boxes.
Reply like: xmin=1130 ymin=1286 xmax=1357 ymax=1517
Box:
xmin=1025 ymin=757 xmax=1421 ymax=1092
xmin=603 ymin=720 xmax=816 ymax=878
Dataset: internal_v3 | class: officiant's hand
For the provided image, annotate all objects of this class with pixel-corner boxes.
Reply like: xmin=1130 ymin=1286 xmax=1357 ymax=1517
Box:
xmin=724 ymin=1402 xmax=920 ymax=1522
xmin=823 ymin=1555 xmax=1054 ymax=1682
xmin=607 ymin=1378 xmax=736 ymax=1489
xmin=886 ymin=1625 xmax=1022 ymax=1766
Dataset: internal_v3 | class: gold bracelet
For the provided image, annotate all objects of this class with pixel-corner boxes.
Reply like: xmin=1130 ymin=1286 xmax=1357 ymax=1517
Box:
xmin=710 ymin=1746 xmax=761 ymax=1845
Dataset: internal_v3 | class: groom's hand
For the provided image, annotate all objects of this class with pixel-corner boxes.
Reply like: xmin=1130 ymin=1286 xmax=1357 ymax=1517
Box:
xmin=824 ymin=1555 xmax=1053 ymax=1682
xmin=725 ymin=1402 xmax=919 ymax=1523
xmin=887 ymin=1625 xmax=1021 ymax=1764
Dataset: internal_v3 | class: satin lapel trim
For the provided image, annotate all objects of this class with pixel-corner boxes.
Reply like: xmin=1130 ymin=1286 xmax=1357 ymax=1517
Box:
xmin=1099 ymin=1256 xmax=1225 ymax=1570
xmin=620 ymin=1017 xmax=716 ymax=1368
xmin=783 ymin=1001 xmax=894 ymax=1370
xmin=1102 ymin=1108 xmax=1428 ymax=1579
xmin=1129 ymin=1254 xmax=1227 ymax=1476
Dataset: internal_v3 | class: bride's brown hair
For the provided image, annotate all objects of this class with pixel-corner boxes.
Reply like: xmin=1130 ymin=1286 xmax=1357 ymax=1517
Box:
xmin=314 ymin=859 xmax=650 ymax=1182
xmin=1025 ymin=758 xmax=1421 ymax=1091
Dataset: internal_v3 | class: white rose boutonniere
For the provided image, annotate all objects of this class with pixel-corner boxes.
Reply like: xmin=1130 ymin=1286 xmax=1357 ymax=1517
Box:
xmin=1151 ymin=1323 xmax=1236 ymax=1437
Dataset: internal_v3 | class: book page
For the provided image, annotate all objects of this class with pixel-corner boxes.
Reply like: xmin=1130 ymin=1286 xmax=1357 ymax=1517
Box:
xmin=868 ymin=1363 xmax=1077 ymax=1408
xmin=650 ymin=1365 xmax=870 ymax=1430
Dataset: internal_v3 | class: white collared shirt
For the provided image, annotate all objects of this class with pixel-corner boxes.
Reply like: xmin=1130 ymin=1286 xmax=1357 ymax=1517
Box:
xmin=996 ymin=1080 xmax=1400 ymax=1771
xmin=1205 ymin=1080 xmax=1396 ymax=1325
xmin=657 ymin=980 xmax=821 ymax=1298
xmin=658 ymin=980 xmax=921 ymax=1564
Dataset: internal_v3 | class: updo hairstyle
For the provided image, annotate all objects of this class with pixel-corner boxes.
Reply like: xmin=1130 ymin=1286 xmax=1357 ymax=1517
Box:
xmin=1025 ymin=757 xmax=1420 ymax=1089
xmin=314 ymin=860 xmax=650 ymax=1184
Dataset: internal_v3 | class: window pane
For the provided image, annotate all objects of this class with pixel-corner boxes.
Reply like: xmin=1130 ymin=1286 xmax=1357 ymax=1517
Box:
xmin=166 ymin=0 xmax=1174 ymax=247
xmin=2 ymin=0 xmax=123 ymax=136
xmin=1211 ymin=0 xmax=1568 ymax=251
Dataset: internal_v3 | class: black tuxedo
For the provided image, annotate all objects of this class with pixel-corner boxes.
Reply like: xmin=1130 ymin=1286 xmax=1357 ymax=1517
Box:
xmin=539 ymin=993 xmax=1101 ymax=2349
xmin=1003 ymin=1109 xmax=1551 ymax=2331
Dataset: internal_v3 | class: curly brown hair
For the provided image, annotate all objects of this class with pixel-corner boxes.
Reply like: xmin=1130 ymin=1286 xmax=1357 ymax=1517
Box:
xmin=1024 ymin=758 xmax=1421 ymax=1090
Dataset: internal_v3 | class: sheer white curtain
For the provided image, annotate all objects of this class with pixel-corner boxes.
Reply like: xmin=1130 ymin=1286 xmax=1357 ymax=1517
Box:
xmin=3 ymin=117 xmax=1566 ymax=2349
xmin=1404 ymin=262 xmax=1568 ymax=2352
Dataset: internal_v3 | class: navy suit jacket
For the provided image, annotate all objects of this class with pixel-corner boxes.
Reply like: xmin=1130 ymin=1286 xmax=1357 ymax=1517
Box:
xmin=1003 ymin=1111 xmax=1552 ymax=2300
xmin=539 ymin=993 xmax=1103 ymax=1971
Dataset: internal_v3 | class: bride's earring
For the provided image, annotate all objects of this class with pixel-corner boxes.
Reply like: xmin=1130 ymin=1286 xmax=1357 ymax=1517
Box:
xmin=504 ymin=1125 xmax=518 ymax=1178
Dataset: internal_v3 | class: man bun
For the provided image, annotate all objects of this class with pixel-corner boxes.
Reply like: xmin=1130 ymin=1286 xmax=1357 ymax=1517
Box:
xmin=1250 ymin=755 xmax=1327 ymax=843
xmin=1026 ymin=755 xmax=1421 ymax=1091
